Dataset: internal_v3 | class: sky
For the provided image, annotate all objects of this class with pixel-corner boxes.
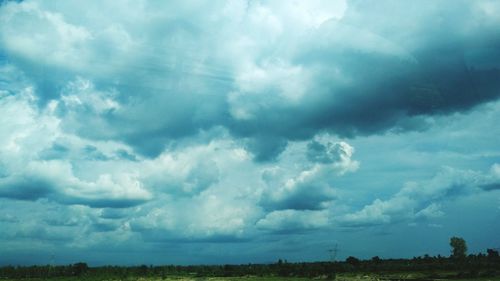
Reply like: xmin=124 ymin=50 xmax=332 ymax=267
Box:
xmin=0 ymin=0 xmax=500 ymax=266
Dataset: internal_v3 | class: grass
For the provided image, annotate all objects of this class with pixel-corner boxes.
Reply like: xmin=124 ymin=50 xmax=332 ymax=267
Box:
xmin=3 ymin=274 xmax=500 ymax=281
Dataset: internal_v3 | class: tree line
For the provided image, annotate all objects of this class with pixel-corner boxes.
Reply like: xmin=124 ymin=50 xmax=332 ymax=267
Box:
xmin=1 ymin=238 xmax=499 ymax=279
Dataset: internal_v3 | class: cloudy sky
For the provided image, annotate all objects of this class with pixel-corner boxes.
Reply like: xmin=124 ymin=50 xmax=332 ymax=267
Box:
xmin=1 ymin=0 xmax=500 ymax=266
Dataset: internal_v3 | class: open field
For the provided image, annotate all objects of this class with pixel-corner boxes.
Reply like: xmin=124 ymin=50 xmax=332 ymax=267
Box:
xmin=2 ymin=258 xmax=499 ymax=281
xmin=3 ymin=275 xmax=500 ymax=281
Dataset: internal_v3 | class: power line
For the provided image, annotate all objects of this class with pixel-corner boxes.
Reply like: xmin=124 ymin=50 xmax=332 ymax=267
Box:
xmin=328 ymin=243 xmax=339 ymax=262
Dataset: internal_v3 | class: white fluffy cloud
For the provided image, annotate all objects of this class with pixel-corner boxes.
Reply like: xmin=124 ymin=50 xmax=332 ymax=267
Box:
xmin=0 ymin=65 xmax=360 ymax=241
xmin=339 ymin=165 xmax=500 ymax=227
xmin=3 ymin=0 xmax=498 ymax=160
xmin=260 ymin=140 xmax=358 ymax=211
xmin=256 ymin=209 xmax=330 ymax=232
xmin=1 ymin=0 xmax=500 ymax=264
xmin=129 ymin=193 xmax=259 ymax=242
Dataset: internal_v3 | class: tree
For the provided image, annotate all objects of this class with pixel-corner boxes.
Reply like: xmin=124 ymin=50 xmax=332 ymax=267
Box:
xmin=487 ymin=248 xmax=499 ymax=259
xmin=449 ymin=237 xmax=467 ymax=259
xmin=72 ymin=263 xmax=88 ymax=276
xmin=345 ymin=256 xmax=360 ymax=266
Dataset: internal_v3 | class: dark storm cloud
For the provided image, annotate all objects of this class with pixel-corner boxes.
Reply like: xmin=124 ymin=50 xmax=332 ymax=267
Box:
xmin=480 ymin=183 xmax=500 ymax=191
xmin=244 ymin=136 xmax=288 ymax=162
xmin=234 ymin=36 xmax=500 ymax=149
xmin=222 ymin=1 xmax=498 ymax=157
xmin=0 ymin=175 xmax=53 ymax=200
xmin=234 ymin=3 xmax=500 ymax=159
xmin=1 ymin=0 xmax=500 ymax=265
xmin=2 ymin=1 xmax=499 ymax=161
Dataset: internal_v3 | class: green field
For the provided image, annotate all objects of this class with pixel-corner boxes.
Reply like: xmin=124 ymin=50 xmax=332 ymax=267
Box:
xmin=3 ymin=276 xmax=500 ymax=281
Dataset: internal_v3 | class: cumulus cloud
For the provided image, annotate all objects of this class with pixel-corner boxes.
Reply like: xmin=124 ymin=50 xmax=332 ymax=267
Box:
xmin=0 ymin=77 xmax=251 ymax=241
xmin=260 ymin=166 xmax=337 ymax=211
xmin=339 ymin=165 xmax=500 ymax=227
xmin=142 ymin=148 xmax=220 ymax=196
xmin=256 ymin=210 xmax=330 ymax=233
xmin=0 ymin=159 xmax=152 ymax=208
xmin=0 ymin=0 xmax=500 ymax=263
xmin=0 ymin=71 xmax=151 ymax=207
xmin=1 ymin=0 xmax=499 ymax=160
xmin=260 ymin=140 xmax=358 ymax=211
xmin=129 ymin=194 xmax=259 ymax=242
xmin=0 ymin=199 xmax=134 ymax=251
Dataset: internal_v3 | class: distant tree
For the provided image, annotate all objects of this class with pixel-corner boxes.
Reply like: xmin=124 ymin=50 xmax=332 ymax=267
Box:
xmin=72 ymin=262 xmax=88 ymax=276
xmin=345 ymin=256 xmax=360 ymax=266
xmin=450 ymin=237 xmax=467 ymax=259
xmin=138 ymin=265 xmax=148 ymax=276
xmin=487 ymin=249 xmax=499 ymax=259
xmin=371 ymin=256 xmax=381 ymax=263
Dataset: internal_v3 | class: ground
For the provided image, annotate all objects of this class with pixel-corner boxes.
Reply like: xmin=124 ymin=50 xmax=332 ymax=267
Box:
xmin=3 ymin=275 xmax=500 ymax=281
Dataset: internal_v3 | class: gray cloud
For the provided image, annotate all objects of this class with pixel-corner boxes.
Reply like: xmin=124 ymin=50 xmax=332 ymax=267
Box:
xmin=307 ymin=140 xmax=354 ymax=164
xmin=260 ymin=140 xmax=358 ymax=211
xmin=256 ymin=210 xmax=330 ymax=233
xmin=58 ymin=197 xmax=148 ymax=209
xmin=99 ymin=208 xmax=131 ymax=219
xmin=0 ymin=160 xmax=151 ymax=208
xmin=244 ymin=136 xmax=288 ymax=162
xmin=1 ymin=1 xmax=499 ymax=161
xmin=338 ymin=164 xmax=500 ymax=227
xmin=128 ymin=193 xmax=259 ymax=242
xmin=38 ymin=143 xmax=70 ymax=160
xmin=481 ymin=183 xmax=500 ymax=191
xmin=0 ymin=0 xmax=500 ymax=264
xmin=114 ymin=149 xmax=138 ymax=162
xmin=0 ymin=175 xmax=54 ymax=200
xmin=0 ymin=213 xmax=19 ymax=223
xmin=260 ymin=180 xmax=336 ymax=211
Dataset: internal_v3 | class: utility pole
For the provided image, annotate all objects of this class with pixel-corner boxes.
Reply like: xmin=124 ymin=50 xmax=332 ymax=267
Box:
xmin=328 ymin=244 xmax=339 ymax=262
xmin=48 ymin=253 xmax=55 ymax=277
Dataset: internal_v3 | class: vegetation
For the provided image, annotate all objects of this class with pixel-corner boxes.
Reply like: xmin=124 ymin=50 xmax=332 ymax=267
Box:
xmin=1 ymin=238 xmax=499 ymax=280
xmin=1 ymin=251 xmax=499 ymax=280
xmin=450 ymin=237 xmax=467 ymax=259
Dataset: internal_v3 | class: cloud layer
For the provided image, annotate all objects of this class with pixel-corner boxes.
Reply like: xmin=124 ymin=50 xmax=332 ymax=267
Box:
xmin=0 ymin=0 xmax=500 ymax=265
xmin=1 ymin=0 xmax=499 ymax=159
